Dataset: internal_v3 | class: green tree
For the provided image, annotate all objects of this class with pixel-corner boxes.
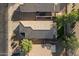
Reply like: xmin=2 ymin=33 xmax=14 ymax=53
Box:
xmin=21 ymin=39 xmax=32 ymax=55
xmin=57 ymin=11 xmax=79 ymax=55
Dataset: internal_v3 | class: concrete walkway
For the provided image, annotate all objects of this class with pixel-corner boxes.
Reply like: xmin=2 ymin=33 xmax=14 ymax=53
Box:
xmin=29 ymin=44 xmax=52 ymax=56
xmin=0 ymin=4 xmax=8 ymax=56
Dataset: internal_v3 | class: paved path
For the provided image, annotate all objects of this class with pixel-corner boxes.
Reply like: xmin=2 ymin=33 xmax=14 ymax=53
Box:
xmin=29 ymin=44 xmax=52 ymax=56
xmin=0 ymin=4 xmax=8 ymax=56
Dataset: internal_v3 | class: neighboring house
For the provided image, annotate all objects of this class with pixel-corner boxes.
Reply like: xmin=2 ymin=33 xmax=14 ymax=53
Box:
xmin=19 ymin=21 xmax=55 ymax=39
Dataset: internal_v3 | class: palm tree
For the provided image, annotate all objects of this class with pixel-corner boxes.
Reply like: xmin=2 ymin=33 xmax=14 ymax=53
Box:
xmin=57 ymin=11 xmax=79 ymax=55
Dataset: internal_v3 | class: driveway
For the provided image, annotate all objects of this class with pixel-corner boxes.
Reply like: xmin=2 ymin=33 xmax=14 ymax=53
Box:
xmin=29 ymin=44 xmax=52 ymax=56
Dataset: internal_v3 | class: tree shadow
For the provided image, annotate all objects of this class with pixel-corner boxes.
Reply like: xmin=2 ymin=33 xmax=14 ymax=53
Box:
xmin=12 ymin=46 xmax=21 ymax=56
xmin=55 ymin=41 xmax=65 ymax=56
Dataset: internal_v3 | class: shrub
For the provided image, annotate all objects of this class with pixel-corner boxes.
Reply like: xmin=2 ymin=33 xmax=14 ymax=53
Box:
xmin=21 ymin=39 xmax=32 ymax=55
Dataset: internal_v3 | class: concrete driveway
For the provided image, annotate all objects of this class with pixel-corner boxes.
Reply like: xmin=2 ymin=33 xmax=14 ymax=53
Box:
xmin=29 ymin=44 xmax=52 ymax=56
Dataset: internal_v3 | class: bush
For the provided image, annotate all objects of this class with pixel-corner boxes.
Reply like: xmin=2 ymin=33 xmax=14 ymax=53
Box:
xmin=21 ymin=39 xmax=32 ymax=55
xmin=57 ymin=11 xmax=79 ymax=55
